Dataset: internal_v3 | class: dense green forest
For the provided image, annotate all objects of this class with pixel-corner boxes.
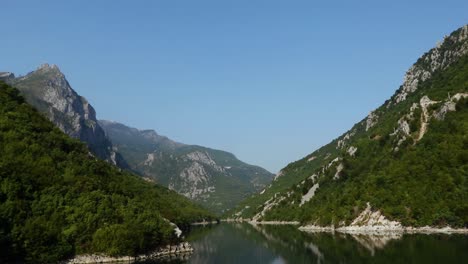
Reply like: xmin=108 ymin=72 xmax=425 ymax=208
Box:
xmin=231 ymin=26 xmax=468 ymax=228
xmin=0 ymin=82 xmax=215 ymax=263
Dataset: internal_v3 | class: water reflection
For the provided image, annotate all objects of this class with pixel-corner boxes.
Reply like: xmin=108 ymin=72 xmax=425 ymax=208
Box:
xmin=187 ymin=223 xmax=468 ymax=264
xmin=349 ymin=233 xmax=402 ymax=256
xmin=186 ymin=223 xmax=278 ymax=264
xmin=140 ymin=223 xmax=468 ymax=264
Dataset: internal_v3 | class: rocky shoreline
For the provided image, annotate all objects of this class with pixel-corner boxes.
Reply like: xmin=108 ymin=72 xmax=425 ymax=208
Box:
xmin=298 ymin=203 xmax=468 ymax=235
xmin=249 ymin=220 xmax=300 ymax=225
xmin=64 ymin=242 xmax=193 ymax=264
xmin=299 ymin=225 xmax=468 ymax=234
xmin=222 ymin=212 xmax=468 ymax=235
xmin=191 ymin=220 xmax=219 ymax=226
xmin=223 ymin=218 xmax=299 ymax=225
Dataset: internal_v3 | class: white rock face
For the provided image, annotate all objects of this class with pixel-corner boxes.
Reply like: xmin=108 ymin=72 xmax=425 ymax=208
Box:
xmin=174 ymin=151 xmax=230 ymax=199
xmin=347 ymin=146 xmax=357 ymax=157
xmin=0 ymin=71 xmax=14 ymax=81
xmin=252 ymin=194 xmax=285 ymax=222
xmin=417 ymin=96 xmax=439 ymax=141
xmin=392 ymin=119 xmax=411 ymax=137
xmin=390 ymin=103 xmax=419 ymax=148
xmin=366 ymin=111 xmax=378 ymax=131
xmin=178 ymin=162 xmax=217 ymax=199
xmin=11 ymin=64 xmax=122 ymax=166
xmin=325 ymin=157 xmax=340 ymax=170
xmin=273 ymin=170 xmax=284 ymax=181
xmin=144 ymin=153 xmax=156 ymax=166
xmin=393 ymin=25 xmax=468 ymax=104
xmin=333 ymin=163 xmax=344 ymax=180
xmin=300 ymin=184 xmax=319 ymax=206
xmin=433 ymin=92 xmax=468 ymax=120
xmin=339 ymin=203 xmax=403 ymax=232
xmin=337 ymin=130 xmax=355 ymax=149
xmin=185 ymin=151 xmax=224 ymax=172
xmin=391 ymin=93 xmax=467 ymax=147
xmin=172 ymin=225 xmax=182 ymax=238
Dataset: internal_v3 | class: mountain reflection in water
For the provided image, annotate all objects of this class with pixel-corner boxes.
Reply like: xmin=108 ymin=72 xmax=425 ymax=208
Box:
xmin=138 ymin=223 xmax=468 ymax=264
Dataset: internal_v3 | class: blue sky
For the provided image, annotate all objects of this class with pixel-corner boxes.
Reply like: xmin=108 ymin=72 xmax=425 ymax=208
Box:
xmin=1 ymin=1 xmax=467 ymax=172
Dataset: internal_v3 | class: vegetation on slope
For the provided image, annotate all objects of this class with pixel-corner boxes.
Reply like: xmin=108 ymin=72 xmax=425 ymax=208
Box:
xmin=99 ymin=121 xmax=274 ymax=214
xmin=231 ymin=26 xmax=468 ymax=228
xmin=0 ymin=82 xmax=215 ymax=263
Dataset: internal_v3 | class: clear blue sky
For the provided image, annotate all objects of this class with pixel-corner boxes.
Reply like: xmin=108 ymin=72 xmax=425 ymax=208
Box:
xmin=1 ymin=1 xmax=467 ymax=172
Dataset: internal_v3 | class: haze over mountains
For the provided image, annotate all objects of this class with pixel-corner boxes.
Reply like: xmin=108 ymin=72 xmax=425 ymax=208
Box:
xmin=2 ymin=65 xmax=273 ymax=214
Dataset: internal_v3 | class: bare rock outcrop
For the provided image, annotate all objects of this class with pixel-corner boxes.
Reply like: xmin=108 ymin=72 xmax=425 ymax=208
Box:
xmin=393 ymin=25 xmax=468 ymax=104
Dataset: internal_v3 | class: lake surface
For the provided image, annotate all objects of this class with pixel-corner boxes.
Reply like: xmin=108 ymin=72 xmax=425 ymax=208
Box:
xmin=140 ymin=223 xmax=468 ymax=264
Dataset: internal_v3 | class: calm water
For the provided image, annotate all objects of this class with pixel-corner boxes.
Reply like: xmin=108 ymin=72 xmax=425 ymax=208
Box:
xmin=140 ymin=223 xmax=468 ymax=264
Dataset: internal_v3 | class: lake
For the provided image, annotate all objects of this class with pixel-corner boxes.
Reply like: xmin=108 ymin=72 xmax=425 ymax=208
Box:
xmin=139 ymin=223 xmax=468 ymax=264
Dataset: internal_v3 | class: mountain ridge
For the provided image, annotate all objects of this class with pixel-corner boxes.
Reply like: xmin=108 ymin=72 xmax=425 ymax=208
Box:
xmin=7 ymin=64 xmax=128 ymax=168
xmin=230 ymin=25 xmax=468 ymax=229
xmin=99 ymin=120 xmax=274 ymax=214
xmin=6 ymin=63 xmax=274 ymax=214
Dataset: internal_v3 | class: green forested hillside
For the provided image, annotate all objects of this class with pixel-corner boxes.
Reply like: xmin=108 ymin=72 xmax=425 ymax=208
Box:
xmin=0 ymin=82 xmax=215 ymax=263
xmin=231 ymin=25 xmax=468 ymax=228
xmin=99 ymin=120 xmax=274 ymax=214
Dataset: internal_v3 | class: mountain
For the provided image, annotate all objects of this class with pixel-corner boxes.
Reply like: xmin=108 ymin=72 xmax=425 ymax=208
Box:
xmin=99 ymin=120 xmax=274 ymax=214
xmin=0 ymin=72 xmax=14 ymax=82
xmin=231 ymin=25 xmax=468 ymax=228
xmin=0 ymin=81 xmax=215 ymax=263
xmin=7 ymin=64 xmax=127 ymax=168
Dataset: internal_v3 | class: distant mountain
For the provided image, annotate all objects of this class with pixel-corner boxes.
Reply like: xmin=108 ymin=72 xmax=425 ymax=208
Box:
xmin=99 ymin=120 xmax=274 ymax=214
xmin=7 ymin=64 xmax=128 ymax=168
xmin=231 ymin=25 xmax=468 ymax=228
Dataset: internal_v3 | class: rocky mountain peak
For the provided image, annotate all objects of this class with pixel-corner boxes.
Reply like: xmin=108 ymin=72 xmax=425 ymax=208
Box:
xmin=0 ymin=72 xmax=15 ymax=82
xmin=393 ymin=24 xmax=468 ymax=104
xmin=10 ymin=64 xmax=128 ymax=168
xmin=37 ymin=63 xmax=59 ymax=71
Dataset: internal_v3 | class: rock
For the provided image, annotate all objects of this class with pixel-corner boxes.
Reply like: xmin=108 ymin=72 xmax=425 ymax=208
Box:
xmin=0 ymin=72 xmax=15 ymax=82
xmin=366 ymin=111 xmax=378 ymax=131
xmin=9 ymin=64 xmax=128 ymax=168
xmin=433 ymin=93 xmax=468 ymax=120
xmin=337 ymin=130 xmax=355 ymax=149
xmin=333 ymin=163 xmax=344 ymax=180
xmin=300 ymin=183 xmax=319 ymax=206
xmin=416 ymin=95 xmax=439 ymax=141
xmin=347 ymin=146 xmax=357 ymax=157
xmin=98 ymin=120 xmax=274 ymax=214
xmin=273 ymin=170 xmax=284 ymax=181
xmin=393 ymin=25 xmax=468 ymax=104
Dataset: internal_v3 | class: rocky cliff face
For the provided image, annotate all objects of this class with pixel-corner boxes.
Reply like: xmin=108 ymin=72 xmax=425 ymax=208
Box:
xmin=232 ymin=25 xmax=468 ymax=228
xmin=99 ymin=120 xmax=274 ymax=214
xmin=9 ymin=64 xmax=127 ymax=168
xmin=0 ymin=72 xmax=15 ymax=82
xmin=392 ymin=25 xmax=468 ymax=105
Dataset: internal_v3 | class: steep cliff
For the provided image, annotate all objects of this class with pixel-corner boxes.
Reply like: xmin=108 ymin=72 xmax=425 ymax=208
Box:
xmin=8 ymin=64 xmax=127 ymax=168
